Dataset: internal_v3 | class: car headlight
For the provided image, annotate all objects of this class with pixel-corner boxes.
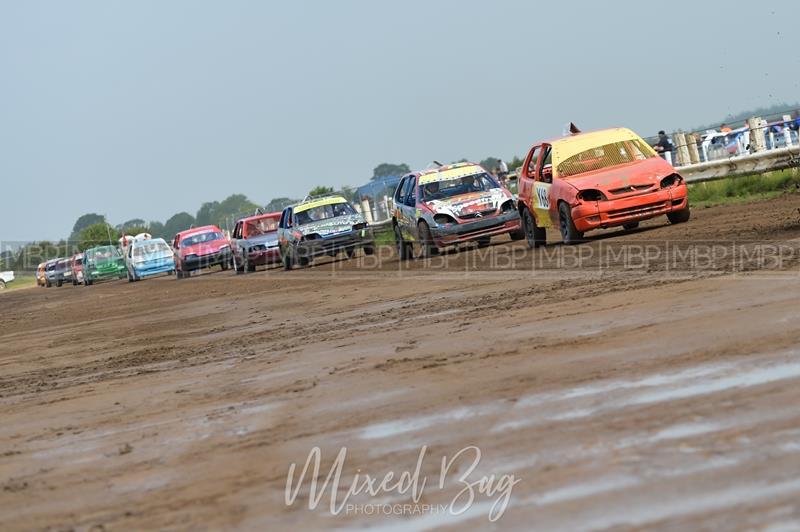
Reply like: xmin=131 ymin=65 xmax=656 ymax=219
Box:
xmin=185 ymin=254 xmax=197 ymax=260
xmin=660 ymin=174 xmax=682 ymax=188
xmin=433 ymin=213 xmax=457 ymax=225
xmin=577 ymin=189 xmax=606 ymax=202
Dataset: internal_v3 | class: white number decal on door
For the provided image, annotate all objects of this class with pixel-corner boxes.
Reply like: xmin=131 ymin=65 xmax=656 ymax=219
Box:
xmin=535 ymin=183 xmax=550 ymax=209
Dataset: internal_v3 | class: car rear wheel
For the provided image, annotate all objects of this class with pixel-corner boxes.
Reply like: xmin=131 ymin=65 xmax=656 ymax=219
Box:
xmin=363 ymin=245 xmax=375 ymax=256
xmin=394 ymin=224 xmax=412 ymax=261
xmin=522 ymin=208 xmax=546 ymax=248
xmin=345 ymin=247 xmax=356 ymax=259
xmin=418 ymin=221 xmax=438 ymax=258
xmin=667 ymin=207 xmax=691 ymax=224
xmin=558 ymin=203 xmax=584 ymax=245
xmin=477 ymin=237 xmax=491 ymax=248
xmin=623 ymin=221 xmax=640 ymax=230
xmin=0 ymin=280 xmax=5 ymax=290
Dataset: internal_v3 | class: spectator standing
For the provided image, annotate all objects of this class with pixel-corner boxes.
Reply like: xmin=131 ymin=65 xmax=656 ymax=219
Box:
xmin=496 ymin=158 xmax=509 ymax=185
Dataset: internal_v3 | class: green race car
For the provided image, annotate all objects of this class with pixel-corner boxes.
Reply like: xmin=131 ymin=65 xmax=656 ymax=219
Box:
xmin=83 ymin=245 xmax=127 ymax=285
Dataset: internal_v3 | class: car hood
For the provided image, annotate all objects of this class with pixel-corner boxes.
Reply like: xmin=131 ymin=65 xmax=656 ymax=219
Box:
xmin=563 ymin=157 xmax=675 ymax=193
xmin=298 ymin=214 xmax=364 ymax=237
xmin=424 ymin=189 xmax=510 ymax=217
xmin=92 ymin=259 xmax=124 ymax=271
xmin=245 ymin=232 xmax=279 ymax=247
xmin=182 ymin=241 xmax=228 ymax=257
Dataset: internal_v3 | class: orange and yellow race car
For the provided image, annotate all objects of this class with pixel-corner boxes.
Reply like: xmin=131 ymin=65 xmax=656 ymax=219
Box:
xmin=517 ymin=127 xmax=690 ymax=246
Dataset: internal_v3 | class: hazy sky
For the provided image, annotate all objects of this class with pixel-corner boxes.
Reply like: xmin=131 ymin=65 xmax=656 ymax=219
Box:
xmin=2 ymin=0 xmax=798 ymax=241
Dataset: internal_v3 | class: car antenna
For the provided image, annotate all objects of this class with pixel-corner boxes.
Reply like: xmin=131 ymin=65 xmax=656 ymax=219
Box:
xmin=433 ymin=160 xmax=444 ymax=167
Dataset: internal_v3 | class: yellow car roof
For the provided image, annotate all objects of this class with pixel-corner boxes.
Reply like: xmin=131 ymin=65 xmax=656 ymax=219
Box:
xmin=550 ymin=128 xmax=656 ymax=174
xmin=418 ymin=163 xmax=485 ymax=185
xmin=294 ymin=195 xmax=348 ymax=213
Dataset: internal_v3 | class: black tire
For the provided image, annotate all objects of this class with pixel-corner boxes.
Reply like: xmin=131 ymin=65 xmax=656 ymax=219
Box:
xmin=176 ymin=270 xmax=185 ymax=279
xmin=418 ymin=221 xmax=438 ymax=258
xmin=46 ymin=279 xmax=51 ymax=288
xmin=477 ymin=237 xmax=491 ymax=248
xmin=622 ymin=221 xmax=640 ymax=230
xmin=242 ymin=254 xmax=250 ymax=274
xmin=56 ymin=280 xmax=63 ymax=287
xmin=0 ymin=280 xmax=5 ymax=290
xmin=127 ymin=271 xmax=134 ymax=283
xmin=221 ymin=259 xmax=229 ymax=271
xmin=72 ymin=279 xmax=78 ymax=286
xmin=509 ymin=227 xmax=526 ymax=241
xmin=345 ymin=247 xmax=356 ymax=259
xmin=522 ymin=208 xmax=546 ymax=248
xmin=363 ymin=245 xmax=375 ymax=256
xmin=558 ymin=202 xmax=584 ymax=245
xmin=667 ymin=207 xmax=691 ymax=224
xmin=298 ymin=255 xmax=310 ymax=268
xmin=394 ymin=224 xmax=412 ymax=261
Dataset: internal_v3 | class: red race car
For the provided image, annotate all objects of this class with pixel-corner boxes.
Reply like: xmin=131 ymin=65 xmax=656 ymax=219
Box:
xmin=517 ymin=127 xmax=690 ymax=246
xmin=230 ymin=212 xmax=282 ymax=273
xmin=172 ymin=225 xmax=232 ymax=279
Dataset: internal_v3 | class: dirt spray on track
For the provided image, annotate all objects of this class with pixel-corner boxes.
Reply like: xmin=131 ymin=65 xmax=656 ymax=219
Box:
xmin=1 ymin=194 xmax=800 ymax=530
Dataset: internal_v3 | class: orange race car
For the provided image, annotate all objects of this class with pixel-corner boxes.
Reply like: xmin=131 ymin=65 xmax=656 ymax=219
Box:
xmin=517 ymin=127 xmax=690 ymax=246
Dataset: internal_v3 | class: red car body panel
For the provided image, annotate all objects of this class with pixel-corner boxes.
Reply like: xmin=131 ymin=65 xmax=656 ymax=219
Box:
xmin=518 ymin=129 xmax=689 ymax=234
xmin=231 ymin=212 xmax=282 ymax=266
xmin=172 ymin=225 xmax=232 ymax=273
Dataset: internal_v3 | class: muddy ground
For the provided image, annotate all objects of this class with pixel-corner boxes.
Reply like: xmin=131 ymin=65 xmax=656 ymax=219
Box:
xmin=2 ymin=194 xmax=800 ymax=531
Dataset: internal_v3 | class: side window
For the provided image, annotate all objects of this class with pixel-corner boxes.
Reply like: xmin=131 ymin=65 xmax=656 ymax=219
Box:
xmin=538 ymin=145 xmax=553 ymax=183
xmin=286 ymin=209 xmax=293 ymax=228
xmin=526 ymin=146 xmax=542 ymax=177
xmin=395 ymin=177 xmax=407 ymax=203
xmin=233 ymin=222 xmax=242 ymax=239
xmin=406 ymin=177 xmax=417 ymax=206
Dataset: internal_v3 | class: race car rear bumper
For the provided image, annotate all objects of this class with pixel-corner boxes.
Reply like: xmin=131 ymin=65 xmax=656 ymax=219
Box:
xmin=295 ymin=230 xmax=374 ymax=259
xmin=181 ymin=248 xmax=232 ymax=271
xmin=430 ymin=210 xmax=522 ymax=246
xmin=571 ymin=185 xmax=689 ymax=232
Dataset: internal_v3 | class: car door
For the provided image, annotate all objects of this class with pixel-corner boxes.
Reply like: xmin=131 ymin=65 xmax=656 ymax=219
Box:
xmin=532 ymin=144 xmax=555 ymax=228
xmin=395 ymin=176 xmax=417 ymax=241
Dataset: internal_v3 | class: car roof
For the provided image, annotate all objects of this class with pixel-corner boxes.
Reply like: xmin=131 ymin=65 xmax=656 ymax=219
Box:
xmin=239 ymin=211 xmax=281 ymax=224
xmin=413 ymin=162 xmax=486 ymax=185
xmin=131 ymin=238 xmax=168 ymax=247
xmin=176 ymin=225 xmax=222 ymax=238
xmin=292 ymin=195 xmax=349 ymax=213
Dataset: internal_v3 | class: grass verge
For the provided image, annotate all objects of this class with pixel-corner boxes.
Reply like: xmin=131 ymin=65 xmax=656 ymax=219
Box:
xmin=688 ymin=168 xmax=800 ymax=207
xmin=0 ymin=274 xmax=38 ymax=292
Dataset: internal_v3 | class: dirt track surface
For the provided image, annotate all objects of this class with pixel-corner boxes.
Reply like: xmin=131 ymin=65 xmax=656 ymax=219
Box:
xmin=2 ymin=194 xmax=800 ymax=531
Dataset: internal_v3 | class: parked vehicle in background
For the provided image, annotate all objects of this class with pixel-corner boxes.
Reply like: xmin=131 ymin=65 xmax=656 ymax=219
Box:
xmin=53 ymin=259 xmax=73 ymax=287
xmin=70 ymin=253 xmax=84 ymax=286
xmin=125 ymin=238 xmax=176 ymax=282
xmin=36 ymin=263 xmax=47 ymax=287
xmin=517 ymin=127 xmax=690 ymax=247
xmin=277 ymin=195 xmax=374 ymax=270
xmin=44 ymin=260 xmax=59 ymax=288
xmin=392 ymin=162 xmax=523 ymax=259
xmin=231 ymin=212 xmax=282 ymax=273
xmin=0 ymin=271 xmax=14 ymax=290
xmin=83 ymin=246 xmax=127 ymax=285
xmin=172 ymin=225 xmax=231 ymax=279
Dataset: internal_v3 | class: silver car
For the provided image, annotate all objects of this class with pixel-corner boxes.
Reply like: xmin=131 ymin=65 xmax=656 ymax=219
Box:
xmin=277 ymin=195 xmax=375 ymax=270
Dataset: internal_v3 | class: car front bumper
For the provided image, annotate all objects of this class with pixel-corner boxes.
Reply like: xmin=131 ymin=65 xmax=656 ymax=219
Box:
xmin=87 ymin=267 xmax=126 ymax=281
xmin=295 ymin=230 xmax=374 ymax=258
xmin=133 ymin=260 xmax=176 ymax=278
xmin=181 ymin=248 xmax=232 ymax=271
xmin=571 ymin=185 xmax=689 ymax=232
xmin=430 ymin=210 xmax=522 ymax=246
xmin=247 ymin=246 xmax=281 ymax=265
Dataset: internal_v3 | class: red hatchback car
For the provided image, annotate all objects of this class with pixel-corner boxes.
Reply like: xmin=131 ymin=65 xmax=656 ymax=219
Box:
xmin=517 ymin=127 xmax=690 ymax=246
xmin=172 ymin=225 xmax=232 ymax=279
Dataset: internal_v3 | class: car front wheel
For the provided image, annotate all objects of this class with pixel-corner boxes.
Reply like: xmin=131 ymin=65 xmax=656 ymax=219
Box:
xmin=418 ymin=221 xmax=438 ymax=258
xmin=394 ymin=224 xmax=412 ymax=261
xmin=559 ymin=203 xmax=584 ymax=245
xmin=522 ymin=208 xmax=546 ymax=248
xmin=667 ymin=207 xmax=691 ymax=224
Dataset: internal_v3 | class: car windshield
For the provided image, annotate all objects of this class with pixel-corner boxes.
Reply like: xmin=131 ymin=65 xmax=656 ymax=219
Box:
xmin=294 ymin=202 xmax=355 ymax=225
xmin=181 ymin=231 xmax=223 ymax=247
xmin=245 ymin=217 xmax=279 ymax=236
xmin=421 ymin=172 xmax=499 ymax=201
xmin=557 ymin=139 xmax=655 ymax=177
xmin=87 ymin=247 xmax=120 ymax=261
xmin=133 ymin=241 xmax=172 ymax=258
